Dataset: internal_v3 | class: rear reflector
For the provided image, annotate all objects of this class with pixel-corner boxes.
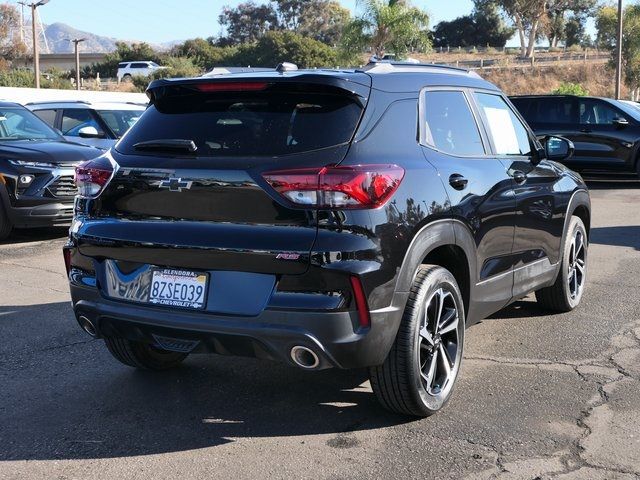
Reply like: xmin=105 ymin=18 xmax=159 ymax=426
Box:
xmin=263 ymin=164 xmax=404 ymax=209
xmin=63 ymin=247 xmax=71 ymax=276
xmin=194 ymin=81 xmax=269 ymax=92
xmin=350 ymin=276 xmax=371 ymax=328
xmin=75 ymin=156 xmax=114 ymax=198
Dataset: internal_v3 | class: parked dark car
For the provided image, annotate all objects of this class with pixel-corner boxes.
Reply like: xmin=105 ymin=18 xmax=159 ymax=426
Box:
xmin=511 ymin=94 xmax=640 ymax=177
xmin=0 ymin=102 xmax=101 ymax=240
xmin=65 ymin=63 xmax=590 ymax=416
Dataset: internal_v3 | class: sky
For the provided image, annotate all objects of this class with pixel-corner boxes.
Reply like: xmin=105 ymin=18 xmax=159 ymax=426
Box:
xmin=11 ymin=0 xmax=475 ymax=44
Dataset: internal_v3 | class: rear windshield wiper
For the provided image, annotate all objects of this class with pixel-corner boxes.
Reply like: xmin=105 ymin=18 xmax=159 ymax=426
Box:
xmin=133 ymin=139 xmax=197 ymax=154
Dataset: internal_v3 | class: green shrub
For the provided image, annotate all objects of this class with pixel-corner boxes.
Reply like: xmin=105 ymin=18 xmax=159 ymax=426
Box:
xmin=230 ymin=31 xmax=338 ymax=68
xmin=132 ymin=56 xmax=203 ymax=92
xmin=0 ymin=68 xmax=73 ymax=89
xmin=552 ymin=82 xmax=588 ymax=96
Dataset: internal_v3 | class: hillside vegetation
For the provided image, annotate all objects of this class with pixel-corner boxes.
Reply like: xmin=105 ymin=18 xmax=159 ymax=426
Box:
xmin=481 ymin=63 xmax=621 ymax=97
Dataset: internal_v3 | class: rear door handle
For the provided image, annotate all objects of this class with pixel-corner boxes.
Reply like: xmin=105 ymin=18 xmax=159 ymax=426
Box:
xmin=449 ymin=174 xmax=468 ymax=190
xmin=512 ymin=170 xmax=527 ymax=184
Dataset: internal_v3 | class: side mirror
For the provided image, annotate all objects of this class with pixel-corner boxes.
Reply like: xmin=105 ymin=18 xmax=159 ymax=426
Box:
xmin=78 ymin=126 xmax=105 ymax=139
xmin=544 ymin=135 xmax=574 ymax=161
xmin=612 ymin=117 xmax=629 ymax=128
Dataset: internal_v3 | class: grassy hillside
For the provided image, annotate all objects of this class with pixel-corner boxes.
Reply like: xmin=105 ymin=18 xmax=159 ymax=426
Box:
xmin=481 ymin=63 xmax=622 ymax=97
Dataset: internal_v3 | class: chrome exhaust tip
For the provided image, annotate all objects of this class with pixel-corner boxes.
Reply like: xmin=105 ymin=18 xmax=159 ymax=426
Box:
xmin=78 ymin=316 xmax=98 ymax=338
xmin=290 ymin=345 xmax=320 ymax=369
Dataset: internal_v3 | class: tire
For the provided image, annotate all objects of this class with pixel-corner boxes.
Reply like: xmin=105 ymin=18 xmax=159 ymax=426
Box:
xmin=369 ymin=265 xmax=465 ymax=417
xmin=0 ymin=198 xmax=13 ymax=241
xmin=535 ymin=216 xmax=588 ymax=312
xmin=104 ymin=336 xmax=188 ymax=370
xmin=122 ymin=74 xmax=132 ymax=83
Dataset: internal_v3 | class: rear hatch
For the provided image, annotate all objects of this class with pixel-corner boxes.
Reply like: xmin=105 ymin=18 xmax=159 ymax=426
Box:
xmin=76 ymin=74 xmax=371 ymax=276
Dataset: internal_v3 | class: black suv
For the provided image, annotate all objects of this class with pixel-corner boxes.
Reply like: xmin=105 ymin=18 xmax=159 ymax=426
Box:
xmin=0 ymin=102 xmax=100 ymax=240
xmin=65 ymin=63 xmax=590 ymax=416
xmin=511 ymin=94 xmax=640 ymax=177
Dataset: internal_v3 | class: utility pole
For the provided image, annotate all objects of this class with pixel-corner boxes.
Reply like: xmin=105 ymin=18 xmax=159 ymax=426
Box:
xmin=18 ymin=0 xmax=50 ymax=89
xmin=615 ymin=0 xmax=624 ymax=100
xmin=70 ymin=38 xmax=85 ymax=90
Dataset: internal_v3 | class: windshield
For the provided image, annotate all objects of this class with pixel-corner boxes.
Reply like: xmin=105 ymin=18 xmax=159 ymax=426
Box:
xmin=97 ymin=109 xmax=144 ymax=138
xmin=613 ymin=100 xmax=640 ymax=121
xmin=0 ymin=107 xmax=62 ymax=141
xmin=116 ymin=88 xmax=363 ymax=157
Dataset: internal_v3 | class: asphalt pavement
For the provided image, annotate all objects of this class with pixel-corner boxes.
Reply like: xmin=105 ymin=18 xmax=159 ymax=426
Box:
xmin=0 ymin=181 xmax=639 ymax=480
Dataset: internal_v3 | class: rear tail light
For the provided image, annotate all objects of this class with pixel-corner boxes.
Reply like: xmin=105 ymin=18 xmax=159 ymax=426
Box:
xmin=350 ymin=276 xmax=371 ymax=328
xmin=262 ymin=164 xmax=404 ymax=209
xmin=75 ymin=156 xmax=114 ymax=198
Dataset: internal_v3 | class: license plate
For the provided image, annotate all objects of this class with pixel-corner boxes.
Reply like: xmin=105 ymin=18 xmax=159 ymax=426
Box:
xmin=148 ymin=269 xmax=208 ymax=310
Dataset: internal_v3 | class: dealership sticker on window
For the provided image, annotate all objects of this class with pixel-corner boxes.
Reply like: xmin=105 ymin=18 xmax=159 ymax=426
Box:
xmin=483 ymin=107 xmax=520 ymax=155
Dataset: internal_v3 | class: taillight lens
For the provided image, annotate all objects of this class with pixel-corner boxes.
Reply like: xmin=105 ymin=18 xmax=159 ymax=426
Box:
xmin=75 ymin=157 xmax=113 ymax=198
xmin=262 ymin=164 xmax=404 ymax=209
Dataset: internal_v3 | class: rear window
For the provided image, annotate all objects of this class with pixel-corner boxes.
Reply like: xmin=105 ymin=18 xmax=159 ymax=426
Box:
xmin=515 ymin=97 xmax=577 ymax=125
xmin=116 ymin=87 xmax=363 ymax=157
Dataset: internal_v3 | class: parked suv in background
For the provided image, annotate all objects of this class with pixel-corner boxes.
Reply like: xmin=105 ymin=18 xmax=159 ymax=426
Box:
xmin=26 ymin=100 xmax=146 ymax=150
xmin=66 ymin=63 xmax=590 ymax=416
xmin=0 ymin=102 xmax=100 ymax=239
xmin=117 ymin=61 xmax=165 ymax=82
xmin=511 ymin=94 xmax=640 ymax=177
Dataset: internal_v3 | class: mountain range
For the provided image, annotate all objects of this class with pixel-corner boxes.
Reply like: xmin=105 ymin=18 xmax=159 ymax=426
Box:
xmin=37 ymin=22 xmax=178 ymax=54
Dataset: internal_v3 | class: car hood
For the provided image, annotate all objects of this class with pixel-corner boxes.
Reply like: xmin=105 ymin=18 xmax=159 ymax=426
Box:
xmin=0 ymin=140 xmax=101 ymax=166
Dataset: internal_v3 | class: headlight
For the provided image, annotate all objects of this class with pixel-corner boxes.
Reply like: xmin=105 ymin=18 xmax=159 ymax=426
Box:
xmin=8 ymin=159 xmax=57 ymax=168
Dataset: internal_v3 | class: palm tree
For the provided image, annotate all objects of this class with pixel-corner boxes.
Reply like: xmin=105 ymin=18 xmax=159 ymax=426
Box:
xmin=342 ymin=0 xmax=430 ymax=59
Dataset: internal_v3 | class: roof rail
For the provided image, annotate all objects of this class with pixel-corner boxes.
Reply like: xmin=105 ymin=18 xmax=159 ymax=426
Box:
xmin=362 ymin=60 xmax=477 ymax=75
xmin=24 ymin=99 xmax=91 ymax=106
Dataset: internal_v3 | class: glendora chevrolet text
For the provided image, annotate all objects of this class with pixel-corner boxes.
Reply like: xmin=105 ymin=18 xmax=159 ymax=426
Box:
xmin=65 ymin=62 xmax=590 ymax=417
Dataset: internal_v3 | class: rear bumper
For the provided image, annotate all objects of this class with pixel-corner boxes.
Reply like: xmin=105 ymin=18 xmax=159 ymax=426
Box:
xmin=70 ymin=281 xmax=404 ymax=370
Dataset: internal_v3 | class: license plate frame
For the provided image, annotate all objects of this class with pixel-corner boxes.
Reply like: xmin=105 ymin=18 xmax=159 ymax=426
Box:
xmin=147 ymin=268 xmax=209 ymax=310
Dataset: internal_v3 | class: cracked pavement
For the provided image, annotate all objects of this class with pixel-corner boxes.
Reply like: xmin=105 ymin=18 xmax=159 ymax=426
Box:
xmin=0 ymin=181 xmax=639 ymax=479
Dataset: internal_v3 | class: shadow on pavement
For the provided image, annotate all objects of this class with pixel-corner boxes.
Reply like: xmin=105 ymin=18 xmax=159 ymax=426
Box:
xmin=0 ymin=302 xmax=409 ymax=461
xmin=585 ymin=179 xmax=640 ymax=190
xmin=0 ymin=227 xmax=68 ymax=246
xmin=590 ymin=226 xmax=640 ymax=251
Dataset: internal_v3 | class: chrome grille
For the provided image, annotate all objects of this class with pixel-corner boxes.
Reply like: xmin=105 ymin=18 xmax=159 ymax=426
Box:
xmin=47 ymin=175 xmax=77 ymax=199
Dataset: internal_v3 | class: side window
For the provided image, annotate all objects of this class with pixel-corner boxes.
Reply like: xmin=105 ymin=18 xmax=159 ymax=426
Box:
xmin=474 ymin=93 xmax=531 ymax=156
xmin=579 ymin=99 xmax=624 ymax=125
xmin=530 ymin=97 xmax=576 ymax=125
xmin=422 ymin=90 xmax=485 ymax=156
xmin=61 ymin=109 xmax=100 ymax=136
xmin=131 ymin=63 xmax=147 ymax=69
xmin=33 ymin=109 xmax=57 ymax=127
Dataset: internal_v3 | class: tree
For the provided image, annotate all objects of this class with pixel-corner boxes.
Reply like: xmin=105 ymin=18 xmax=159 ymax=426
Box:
xmin=597 ymin=4 xmax=640 ymax=99
xmin=564 ymin=15 xmax=589 ymax=47
xmin=492 ymin=0 xmax=594 ymax=57
xmin=596 ymin=5 xmax=618 ymax=50
xmin=432 ymin=1 xmax=513 ymax=48
xmin=170 ymin=38 xmax=232 ymax=70
xmin=218 ymin=1 xmax=278 ymax=46
xmin=232 ymin=30 xmax=337 ymax=68
xmin=0 ymin=4 xmax=27 ymax=66
xmin=297 ymin=1 xmax=350 ymax=45
xmin=341 ymin=0 xmax=430 ymax=59
xmin=544 ymin=0 xmax=596 ymax=48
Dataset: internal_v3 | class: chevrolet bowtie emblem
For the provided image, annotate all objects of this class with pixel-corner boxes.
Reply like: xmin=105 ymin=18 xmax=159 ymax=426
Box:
xmin=159 ymin=178 xmax=193 ymax=192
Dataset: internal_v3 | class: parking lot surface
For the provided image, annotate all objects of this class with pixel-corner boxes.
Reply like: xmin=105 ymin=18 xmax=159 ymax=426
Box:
xmin=1 ymin=182 xmax=639 ymax=480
